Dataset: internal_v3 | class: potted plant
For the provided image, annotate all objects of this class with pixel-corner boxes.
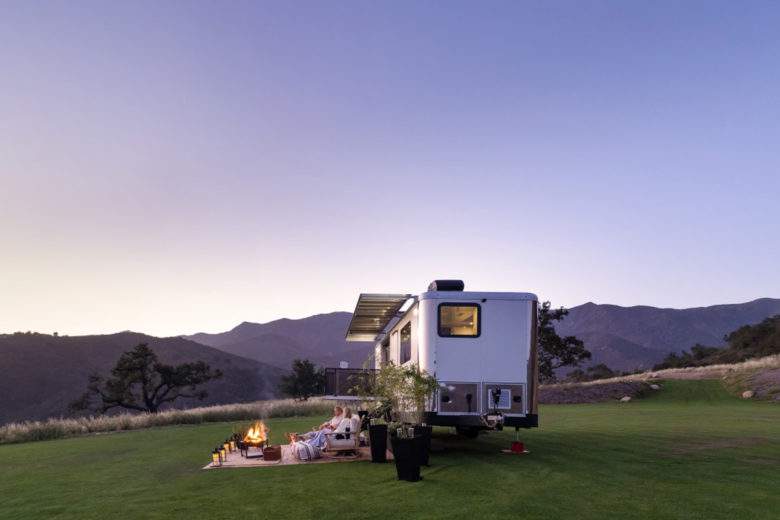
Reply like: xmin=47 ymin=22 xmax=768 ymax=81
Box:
xmin=352 ymin=361 xmax=437 ymax=478
xmin=367 ymin=417 xmax=388 ymax=463
xmin=389 ymin=423 xmax=422 ymax=482
xmin=367 ymin=364 xmax=406 ymax=464
xmin=377 ymin=363 xmax=438 ymax=478
xmin=403 ymin=365 xmax=438 ymax=467
xmin=365 ymin=400 xmax=392 ymax=463
xmin=404 ymin=365 xmax=439 ymax=466
xmin=349 ymin=363 xmax=400 ymax=464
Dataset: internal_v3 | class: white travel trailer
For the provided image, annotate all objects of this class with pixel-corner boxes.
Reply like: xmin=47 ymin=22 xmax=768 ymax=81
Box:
xmin=335 ymin=280 xmax=539 ymax=436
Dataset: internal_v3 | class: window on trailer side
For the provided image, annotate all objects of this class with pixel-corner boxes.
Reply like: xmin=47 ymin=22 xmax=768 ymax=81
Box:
xmin=400 ymin=322 xmax=412 ymax=364
xmin=438 ymin=303 xmax=480 ymax=337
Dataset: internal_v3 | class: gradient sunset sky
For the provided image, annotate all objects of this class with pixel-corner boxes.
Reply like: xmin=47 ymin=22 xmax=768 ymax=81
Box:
xmin=1 ymin=1 xmax=778 ymax=336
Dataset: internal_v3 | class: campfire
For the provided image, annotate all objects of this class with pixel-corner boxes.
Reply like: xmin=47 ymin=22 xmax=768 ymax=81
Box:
xmin=210 ymin=420 xmax=279 ymax=466
xmin=243 ymin=421 xmax=268 ymax=448
xmin=237 ymin=421 xmax=271 ymax=459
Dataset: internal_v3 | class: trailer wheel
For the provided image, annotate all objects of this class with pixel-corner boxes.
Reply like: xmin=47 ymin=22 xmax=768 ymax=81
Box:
xmin=456 ymin=426 xmax=480 ymax=439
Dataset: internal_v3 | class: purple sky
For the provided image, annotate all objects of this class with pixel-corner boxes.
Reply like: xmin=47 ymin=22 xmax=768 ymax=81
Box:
xmin=1 ymin=1 xmax=779 ymax=336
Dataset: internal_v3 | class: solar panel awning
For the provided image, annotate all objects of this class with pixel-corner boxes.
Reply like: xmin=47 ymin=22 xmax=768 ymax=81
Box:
xmin=345 ymin=293 xmax=412 ymax=342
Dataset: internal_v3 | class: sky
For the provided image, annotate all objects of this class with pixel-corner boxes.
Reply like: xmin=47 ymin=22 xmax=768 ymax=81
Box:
xmin=1 ymin=1 xmax=779 ymax=336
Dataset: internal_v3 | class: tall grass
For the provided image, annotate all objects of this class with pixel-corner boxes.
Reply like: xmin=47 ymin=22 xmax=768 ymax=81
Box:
xmin=0 ymin=398 xmax=332 ymax=445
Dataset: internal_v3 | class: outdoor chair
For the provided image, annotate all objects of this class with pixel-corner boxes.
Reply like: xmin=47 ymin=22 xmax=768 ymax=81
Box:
xmin=324 ymin=415 xmax=361 ymax=456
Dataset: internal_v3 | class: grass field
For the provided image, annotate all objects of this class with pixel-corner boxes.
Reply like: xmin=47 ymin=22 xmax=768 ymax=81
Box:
xmin=1 ymin=380 xmax=778 ymax=519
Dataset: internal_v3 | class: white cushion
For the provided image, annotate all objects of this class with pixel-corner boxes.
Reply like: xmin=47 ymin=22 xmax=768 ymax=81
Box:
xmin=328 ymin=436 xmax=356 ymax=449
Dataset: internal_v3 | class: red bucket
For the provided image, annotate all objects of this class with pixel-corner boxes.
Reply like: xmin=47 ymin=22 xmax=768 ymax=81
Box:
xmin=511 ymin=441 xmax=525 ymax=453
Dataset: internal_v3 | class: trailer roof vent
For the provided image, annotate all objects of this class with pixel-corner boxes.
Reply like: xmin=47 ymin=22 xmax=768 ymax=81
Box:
xmin=428 ymin=280 xmax=465 ymax=291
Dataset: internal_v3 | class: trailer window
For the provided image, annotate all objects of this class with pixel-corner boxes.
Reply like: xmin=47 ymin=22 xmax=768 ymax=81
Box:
xmin=438 ymin=303 xmax=480 ymax=337
xmin=400 ymin=322 xmax=412 ymax=364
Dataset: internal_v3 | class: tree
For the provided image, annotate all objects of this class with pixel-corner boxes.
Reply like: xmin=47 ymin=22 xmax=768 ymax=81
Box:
xmin=566 ymin=363 xmax=616 ymax=382
xmin=279 ymin=359 xmax=325 ymax=401
xmin=652 ymin=344 xmax=722 ymax=370
xmin=538 ymin=301 xmax=591 ymax=382
xmin=71 ymin=343 xmax=222 ymax=414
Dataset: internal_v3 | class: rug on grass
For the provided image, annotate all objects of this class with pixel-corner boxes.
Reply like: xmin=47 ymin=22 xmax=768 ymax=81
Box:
xmin=203 ymin=445 xmax=393 ymax=470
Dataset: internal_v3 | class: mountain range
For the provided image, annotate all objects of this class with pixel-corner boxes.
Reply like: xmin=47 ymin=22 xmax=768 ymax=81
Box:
xmin=185 ymin=312 xmax=373 ymax=370
xmin=189 ymin=298 xmax=780 ymax=373
xmin=2 ymin=297 xmax=779 ymax=425
xmin=554 ymin=297 xmax=780 ymax=371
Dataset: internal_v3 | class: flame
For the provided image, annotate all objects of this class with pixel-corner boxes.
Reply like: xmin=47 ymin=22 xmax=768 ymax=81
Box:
xmin=243 ymin=421 xmax=268 ymax=444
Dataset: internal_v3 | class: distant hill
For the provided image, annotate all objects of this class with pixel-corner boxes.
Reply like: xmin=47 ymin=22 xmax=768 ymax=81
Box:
xmin=0 ymin=332 xmax=285 ymax=425
xmin=189 ymin=300 xmax=780 ymax=374
xmin=556 ymin=298 xmax=780 ymax=371
xmin=186 ymin=312 xmax=374 ymax=370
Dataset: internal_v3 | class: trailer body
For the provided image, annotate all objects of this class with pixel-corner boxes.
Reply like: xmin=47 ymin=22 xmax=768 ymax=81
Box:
xmin=339 ymin=280 xmax=539 ymax=431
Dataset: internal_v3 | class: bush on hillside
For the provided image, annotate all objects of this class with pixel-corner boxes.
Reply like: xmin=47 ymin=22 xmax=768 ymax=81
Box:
xmin=721 ymin=315 xmax=780 ymax=360
xmin=654 ymin=315 xmax=780 ymax=370
xmin=565 ymin=363 xmax=618 ymax=382
xmin=653 ymin=344 xmax=722 ymax=370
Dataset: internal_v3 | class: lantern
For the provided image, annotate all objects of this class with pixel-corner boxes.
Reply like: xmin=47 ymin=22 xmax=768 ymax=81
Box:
xmin=229 ymin=440 xmax=236 ymax=452
xmin=223 ymin=440 xmax=231 ymax=454
xmin=219 ymin=445 xmax=227 ymax=461
xmin=212 ymin=449 xmax=221 ymax=466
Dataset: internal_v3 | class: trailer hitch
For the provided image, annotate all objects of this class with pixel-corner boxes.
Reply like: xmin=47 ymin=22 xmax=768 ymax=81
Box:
xmin=482 ymin=387 xmax=504 ymax=430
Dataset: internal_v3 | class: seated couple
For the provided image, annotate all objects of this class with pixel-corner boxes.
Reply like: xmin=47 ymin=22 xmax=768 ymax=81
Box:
xmin=294 ymin=406 xmax=359 ymax=449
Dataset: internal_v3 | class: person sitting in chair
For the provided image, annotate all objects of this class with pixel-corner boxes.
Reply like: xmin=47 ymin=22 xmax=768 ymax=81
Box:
xmin=294 ymin=406 xmax=343 ymax=445
xmin=317 ymin=406 xmax=344 ymax=431
xmin=303 ymin=408 xmax=352 ymax=449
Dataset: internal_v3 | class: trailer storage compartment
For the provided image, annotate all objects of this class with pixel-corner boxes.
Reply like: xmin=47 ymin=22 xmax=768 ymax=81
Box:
xmin=438 ymin=382 xmax=480 ymax=415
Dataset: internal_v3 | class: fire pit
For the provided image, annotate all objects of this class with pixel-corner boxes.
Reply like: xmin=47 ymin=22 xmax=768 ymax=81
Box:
xmin=239 ymin=421 xmax=268 ymax=459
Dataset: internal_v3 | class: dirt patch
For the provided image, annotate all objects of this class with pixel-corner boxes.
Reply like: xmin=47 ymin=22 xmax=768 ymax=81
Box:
xmin=748 ymin=368 xmax=780 ymax=400
xmin=669 ymin=436 xmax=770 ymax=455
xmin=722 ymin=366 xmax=780 ymax=401
xmin=540 ymin=381 xmax=650 ymax=404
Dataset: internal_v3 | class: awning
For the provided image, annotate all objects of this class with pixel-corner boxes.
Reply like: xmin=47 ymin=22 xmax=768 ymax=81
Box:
xmin=345 ymin=293 xmax=412 ymax=342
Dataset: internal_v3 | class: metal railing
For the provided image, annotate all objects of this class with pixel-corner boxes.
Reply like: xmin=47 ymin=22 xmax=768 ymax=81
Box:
xmin=324 ymin=367 xmax=378 ymax=397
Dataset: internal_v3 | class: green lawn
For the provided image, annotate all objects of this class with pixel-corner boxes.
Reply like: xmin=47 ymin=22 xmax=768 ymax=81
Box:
xmin=1 ymin=380 xmax=778 ymax=519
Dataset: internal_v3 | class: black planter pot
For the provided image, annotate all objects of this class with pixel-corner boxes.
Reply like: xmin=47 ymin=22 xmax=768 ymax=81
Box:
xmin=413 ymin=425 xmax=432 ymax=466
xmin=390 ymin=436 xmax=421 ymax=482
xmin=368 ymin=424 xmax=388 ymax=463
xmin=357 ymin=410 xmax=369 ymax=431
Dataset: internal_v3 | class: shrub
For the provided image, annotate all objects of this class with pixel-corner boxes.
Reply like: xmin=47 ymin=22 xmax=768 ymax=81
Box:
xmin=565 ymin=363 xmax=617 ymax=382
xmin=653 ymin=344 xmax=722 ymax=370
